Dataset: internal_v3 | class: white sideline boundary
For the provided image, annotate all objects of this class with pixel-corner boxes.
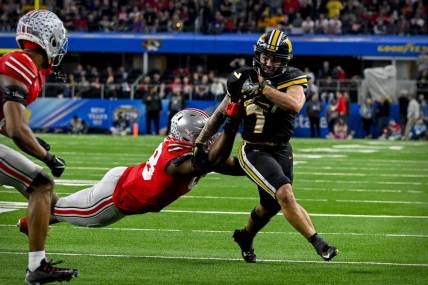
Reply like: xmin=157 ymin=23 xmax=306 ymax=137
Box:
xmin=0 ymin=251 xmax=427 ymax=268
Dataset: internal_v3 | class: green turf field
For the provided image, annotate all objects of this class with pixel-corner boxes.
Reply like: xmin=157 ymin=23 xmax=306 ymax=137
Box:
xmin=0 ymin=135 xmax=427 ymax=284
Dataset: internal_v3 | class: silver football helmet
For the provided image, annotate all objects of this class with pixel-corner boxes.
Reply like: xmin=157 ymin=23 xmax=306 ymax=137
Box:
xmin=169 ymin=109 xmax=209 ymax=143
xmin=16 ymin=10 xmax=68 ymax=66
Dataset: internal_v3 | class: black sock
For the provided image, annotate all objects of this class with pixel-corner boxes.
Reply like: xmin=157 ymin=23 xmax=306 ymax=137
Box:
xmin=247 ymin=208 xmax=275 ymax=238
xmin=309 ymin=233 xmax=328 ymax=252
xmin=308 ymin=233 xmax=319 ymax=243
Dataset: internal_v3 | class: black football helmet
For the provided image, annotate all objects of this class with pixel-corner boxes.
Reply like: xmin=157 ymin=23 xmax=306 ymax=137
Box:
xmin=253 ymin=29 xmax=293 ymax=79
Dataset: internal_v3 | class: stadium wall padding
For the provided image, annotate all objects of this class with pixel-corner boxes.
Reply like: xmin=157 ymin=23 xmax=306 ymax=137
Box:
xmin=1 ymin=33 xmax=427 ymax=57
xmin=28 ymin=98 xmax=408 ymax=138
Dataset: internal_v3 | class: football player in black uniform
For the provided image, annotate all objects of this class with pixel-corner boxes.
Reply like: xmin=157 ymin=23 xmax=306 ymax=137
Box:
xmin=194 ymin=29 xmax=338 ymax=263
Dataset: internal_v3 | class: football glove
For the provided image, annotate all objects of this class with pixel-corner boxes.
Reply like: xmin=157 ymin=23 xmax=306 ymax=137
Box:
xmin=241 ymin=79 xmax=260 ymax=100
xmin=241 ymin=79 xmax=272 ymax=100
xmin=36 ymin=137 xmax=51 ymax=151
xmin=43 ymin=153 xmax=66 ymax=177
xmin=192 ymin=143 xmax=210 ymax=172
xmin=227 ymin=70 xmax=249 ymax=102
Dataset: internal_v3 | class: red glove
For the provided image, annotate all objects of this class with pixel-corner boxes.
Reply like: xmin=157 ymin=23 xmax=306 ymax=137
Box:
xmin=225 ymin=102 xmax=240 ymax=118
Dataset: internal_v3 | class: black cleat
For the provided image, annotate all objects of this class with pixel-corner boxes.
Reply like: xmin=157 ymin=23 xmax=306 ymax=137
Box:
xmin=310 ymin=233 xmax=338 ymax=262
xmin=25 ymin=258 xmax=79 ymax=285
xmin=233 ymin=229 xmax=256 ymax=263
xmin=317 ymin=245 xmax=338 ymax=261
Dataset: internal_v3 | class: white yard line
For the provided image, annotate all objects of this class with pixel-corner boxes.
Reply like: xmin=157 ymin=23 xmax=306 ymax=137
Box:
xmin=55 ymin=155 xmax=428 ymax=167
xmin=336 ymin=199 xmax=428 ymax=205
xmin=0 ymin=251 xmax=427 ymax=267
xmin=161 ymin=209 xmax=428 ymax=219
xmin=298 ymin=187 xmax=422 ymax=194
xmin=182 ymin=196 xmax=428 ymax=205
xmin=294 ymin=166 xmax=428 ymax=173
xmin=1 ymin=202 xmax=427 ymax=218
xmin=1 ymin=175 xmax=425 ymax=189
xmin=317 ymin=158 xmax=428 ymax=165
xmin=55 ymin=179 xmax=99 ymax=184
xmin=300 ymin=179 xmax=426 ymax=186
xmin=1 ymin=191 xmax=427 ymax=209
xmin=296 ymin=172 xmax=428 ymax=178
xmin=1 ymin=224 xmax=427 ymax=238
xmin=67 ymin=167 xmax=111 ymax=171
xmin=1 ymin=187 xmax=422 ymax=194
xmin=181 ymin=196 xmax=328 ymax=202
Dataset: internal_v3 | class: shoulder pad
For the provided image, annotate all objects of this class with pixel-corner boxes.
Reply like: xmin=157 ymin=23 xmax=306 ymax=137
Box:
xmin=0 ymin=51 xmax=38 ymax=87
xmin=275 ymin=66 xmax=308 ymax=91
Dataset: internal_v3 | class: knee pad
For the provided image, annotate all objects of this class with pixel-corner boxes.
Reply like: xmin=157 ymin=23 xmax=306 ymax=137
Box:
xmin=27 ymin=172 xmax=54 ymax=193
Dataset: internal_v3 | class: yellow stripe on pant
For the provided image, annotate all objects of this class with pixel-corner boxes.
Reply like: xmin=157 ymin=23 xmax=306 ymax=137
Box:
xmin=237 ymin=142 xmax=276 ymax=198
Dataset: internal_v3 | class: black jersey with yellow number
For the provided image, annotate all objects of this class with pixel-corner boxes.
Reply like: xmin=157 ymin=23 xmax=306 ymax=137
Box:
xmin=226 ymin=65 xmax=308 ymax=143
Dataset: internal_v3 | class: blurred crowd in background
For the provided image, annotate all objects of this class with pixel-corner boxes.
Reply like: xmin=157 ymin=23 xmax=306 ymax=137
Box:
xmin=58 ymin=61 xmax=427 ymax=140
xmin=0 ymin=0 xmax=427 ymax=35
xmin=48 ymin=64 xmax=227 ymax=101
xmin=1 ymin=0 xmax=426 ymax=139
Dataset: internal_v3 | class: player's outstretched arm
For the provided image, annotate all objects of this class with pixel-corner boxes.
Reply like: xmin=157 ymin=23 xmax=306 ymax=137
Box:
xmin=206 ymin=116 xmax=240 ymax=166
xmin=195 ymin=96 xmax=229 ymax=145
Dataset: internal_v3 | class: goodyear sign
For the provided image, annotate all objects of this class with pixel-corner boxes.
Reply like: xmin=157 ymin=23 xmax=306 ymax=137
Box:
xmin=377 ymin=43 xmax=428 ymax=54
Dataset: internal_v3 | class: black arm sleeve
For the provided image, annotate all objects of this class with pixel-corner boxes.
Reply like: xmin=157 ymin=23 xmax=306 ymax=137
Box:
xmin=168 ymin=153 xmax=193 ymax=168
xmin=167 ymin=152 xmax=212 ymax=176
xmin=0 ymin=85 xmax=28 ymax=106
xmin=212 ymin=157 xmax=245 ymax=176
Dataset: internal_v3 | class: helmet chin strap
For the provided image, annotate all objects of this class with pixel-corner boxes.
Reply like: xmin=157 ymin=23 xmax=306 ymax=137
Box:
xmin=40 ymin=55 xmax=55 ymax=75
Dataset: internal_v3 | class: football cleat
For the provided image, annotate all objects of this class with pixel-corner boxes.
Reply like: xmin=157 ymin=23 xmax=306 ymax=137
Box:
xmin=317 ymin=245 xmax=338 ymax=262
xmin=17 ymin=217 xmax=29 ymax=236
xmin=25 ymin=258 xmax=79 ymax=285
xmin=232 ymin=229 xmax=256 ymax=263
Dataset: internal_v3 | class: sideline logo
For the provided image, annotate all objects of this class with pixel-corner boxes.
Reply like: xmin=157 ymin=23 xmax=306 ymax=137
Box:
xmin=142 ymin=39 xmax=161 ymax=51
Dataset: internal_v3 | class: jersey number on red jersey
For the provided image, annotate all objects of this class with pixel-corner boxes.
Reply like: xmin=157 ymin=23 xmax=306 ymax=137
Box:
xmin=142 ymin=144 xmax=162 ymax=180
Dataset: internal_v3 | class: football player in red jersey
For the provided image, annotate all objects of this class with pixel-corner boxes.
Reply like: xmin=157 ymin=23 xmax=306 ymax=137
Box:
xmin=18 ymin=108 xmax=242 ymax=232
xmin=0 ymin=10 xmax=79 ymax=284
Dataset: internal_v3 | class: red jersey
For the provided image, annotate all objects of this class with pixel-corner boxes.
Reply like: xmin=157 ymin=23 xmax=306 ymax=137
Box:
xmin=113 ymin=137 xmax=202 ymax=214
xmin=0 ymin=50 xmax=45 ymax=120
